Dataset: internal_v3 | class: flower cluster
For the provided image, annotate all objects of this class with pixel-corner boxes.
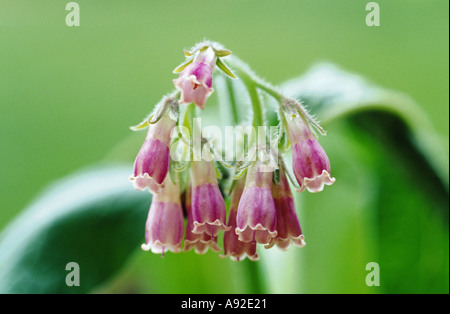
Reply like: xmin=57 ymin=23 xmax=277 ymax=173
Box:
xmin=130 ymin=41 xmax=335 ymax=261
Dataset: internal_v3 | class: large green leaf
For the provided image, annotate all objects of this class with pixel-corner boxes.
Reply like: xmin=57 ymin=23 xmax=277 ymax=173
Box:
xmin=259 ymin=124 xmax=381 ymax=293
xmin=0 ymin=165 xmax=151 ymax=294
xmin=264 ymin=63 xmax=449 ymax=294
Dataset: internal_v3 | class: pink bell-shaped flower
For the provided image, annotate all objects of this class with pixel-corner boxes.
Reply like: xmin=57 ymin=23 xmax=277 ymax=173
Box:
xmin=190 ymin=160 xmax=230 ymax=238
xmin=266 ymin=169 xmax=306 ymax=250
xmin=221 ymin=177 xmax=259 ymax=261
xmin=235 ymin=161 xmax=277 ymax=245
xmin=173 ymin=47 xmax=216 ymax=109
xmin=183 ymin=185 xmax=221 ymax=254
xmin=130 ymin=114 xmax=175 ymax=194
xmin=286 ymin=114 xmax=335 ymax=193
xmin=141 ymin=176 xmax=184 ymax=256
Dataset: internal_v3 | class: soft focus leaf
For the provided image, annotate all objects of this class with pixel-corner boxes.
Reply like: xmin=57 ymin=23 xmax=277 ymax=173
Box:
xmin=0 ymin=165 xmax=151 ymax=294
xmin=282 ymin=63 xmax=449 ymax=187
xmin=268 ymin=64 xmax=449 ymax=294
xmin=259 ymin=123 xmax=379 ymax=293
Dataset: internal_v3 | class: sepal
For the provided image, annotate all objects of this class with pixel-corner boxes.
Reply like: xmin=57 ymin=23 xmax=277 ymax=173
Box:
xmin=214 ymin=49 xmax=232 ymax=57
xmin=173 ymin=57 xmax=194 ymax=73
xmin=216 ymin=57 xmax=237 ymax=79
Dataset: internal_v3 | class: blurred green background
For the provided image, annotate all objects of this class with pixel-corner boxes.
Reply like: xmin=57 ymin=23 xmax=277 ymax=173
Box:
xmin=0 ymin=0 xmax=448 ymax=294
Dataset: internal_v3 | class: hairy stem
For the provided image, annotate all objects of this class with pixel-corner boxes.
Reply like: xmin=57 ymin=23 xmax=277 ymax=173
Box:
xmin=226 ymin=78 xmax=240 ymax=125
xmin=226 ymin=57 xmax=265 ymax=128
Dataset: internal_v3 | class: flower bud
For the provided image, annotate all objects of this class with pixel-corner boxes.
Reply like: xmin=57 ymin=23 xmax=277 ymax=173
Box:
xmin=235 ymin=161 xmax=277 ymax=244
xmin=286 ymin=115 xmax=335 ymax=193
xmin=141 ymin=176 xmax=184 ymax=255
xmin=173 ymin=47 xmax=217 ymax=109
xmin=190 ymin=160 xmax=230 ymax=238
xmin=130 ymin=114 xmax=175 ymax=194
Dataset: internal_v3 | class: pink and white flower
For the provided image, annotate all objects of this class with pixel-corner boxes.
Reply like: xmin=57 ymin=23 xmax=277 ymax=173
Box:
xmin=190 ymin=160 xmax=230 ymax=238
xmin=141 ymin=176 xmax=184 ymax=256
xmin=130 ymin=114 xmax=175 ymax=194
xmin=266 ymin=169 xmax=306 ymax=250
xmin=286 ymin=115 xmax=335 ymax=193
xmin=235 ymin=161 xmax=277 ymax=245
xmin=173 ymin=47 xmax=217 ymax=109
xmin=183 ymin=185 xmax=221 ymax=254
xmin=221 ymin=177 xmax=259 ymax=261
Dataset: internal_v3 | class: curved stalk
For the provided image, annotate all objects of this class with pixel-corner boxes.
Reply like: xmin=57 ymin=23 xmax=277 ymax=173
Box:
xmin=226 ymin=78 xmax=240 ymax=125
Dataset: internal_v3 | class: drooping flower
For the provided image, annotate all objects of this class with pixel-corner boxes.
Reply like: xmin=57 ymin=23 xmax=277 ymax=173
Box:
xmin=141 ymin=176 xmax=184 ymax=256
xmin=221 ymin=177 xmax=259 ymax=261
xmin=190 ymin=159 xmax=230 ymax=238
xmin=235 ymin=161 xmax=277 ymax=244
xmin=285 ymin=114 xmax=335 ymax=193
xmin=265 ymin=168 xmax=306 ymax=250
xmin=183 ymin=185 xmax=221 ymax=254
xmin=173 ymin=47 xmax=217 ymax=109
xmin=130 ymin=113 xmax=175 ymax=194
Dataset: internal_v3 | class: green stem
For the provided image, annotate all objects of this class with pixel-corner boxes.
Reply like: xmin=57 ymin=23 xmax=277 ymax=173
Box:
xmin=218 ymin=56 xmax=269 ymax=294
xmin=226 ymin=57 xmax=327 ymax=137
xmin=226 ymin=58 xmax=265 ymax=128
xmin=246 ymin=81 xmax=264 ymax=127
xmin=240 ymin=74 xmax=265 ymax=149
xmin=182 ymin=102 xmax=196 ymax=134
xmin=226 ymin=78 xmax=240 ymax=125
xmin=255 ymin=80 xmax=326 ymax=135
xmin=238 ymin=72 xmax=264 ymax=127
xmin=243 ymin=260 xmax=266 ymax=294
xmin=254 ymin=81 xmax=284 ymax=103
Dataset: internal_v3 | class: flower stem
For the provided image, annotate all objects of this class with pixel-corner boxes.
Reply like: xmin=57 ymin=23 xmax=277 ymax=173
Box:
xmin=182 ymin=102 xmax=196 ymax=134
xmin=245 ymin=80 xmax=264 ymax=128
xmin=226 ymin=57 xmax=265 ymax=128
xmin=239 ymin=74 xmax=265 ymax=150
xmin=226 ymin=78 xmax=240 ymax=125
xmin=254 ymin=81 xmax=284 ymax=103
xmin=243 ymin=259 xmax=266 ymax=294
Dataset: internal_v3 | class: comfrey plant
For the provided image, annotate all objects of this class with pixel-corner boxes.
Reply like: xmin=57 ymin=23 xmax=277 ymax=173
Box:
xmin=130 ymin=41 xmax=335 ymax=261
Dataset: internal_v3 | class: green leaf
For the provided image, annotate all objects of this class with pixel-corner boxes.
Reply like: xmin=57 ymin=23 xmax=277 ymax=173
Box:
xmin=0 ymin=165 xmax=151 ymax=293
xmin=271 ymin=63 xmax=449 ymax=293
xmin=260 ymin=127 xmax=380 ymax=293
